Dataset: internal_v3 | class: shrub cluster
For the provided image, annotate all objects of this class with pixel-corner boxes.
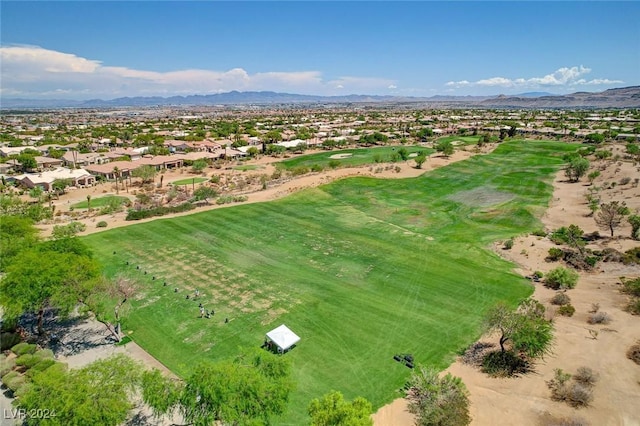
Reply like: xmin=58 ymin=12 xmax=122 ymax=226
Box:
xmin=545 ymin=267 xmax=579 ymax=290
xmin=558 ymin=304 xmax=576 ymax=317
xmin=96 ymin=221 xmax=108 ymax=228
xmin=126 ymin=202 xmax=195 ymax=221
xmin=587 ymin=311 xmax=611 ymax=324
xmin=216 ymin=195 xmax=248 ymax=205
xmin=547 ymin=247 xmax=565 ymax=261
xmin=481 ymin=350 xmax=529 ymax=377
xmin=547 ymin=367 xmax=598 ymax=407
xmin=550 ymin=292 xmax=571 ymax=306
xmin=627 ymin=341 xmax=640 ymax=365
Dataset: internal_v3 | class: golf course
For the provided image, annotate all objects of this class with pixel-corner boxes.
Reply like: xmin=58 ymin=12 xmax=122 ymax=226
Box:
xmin=82 ymin=140 xmax=578 ymax=424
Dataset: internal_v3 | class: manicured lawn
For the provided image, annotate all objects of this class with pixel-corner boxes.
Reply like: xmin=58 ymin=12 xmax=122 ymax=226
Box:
xmin=72 ymin=195 xmax=129 ymax=209
xmin=233 ymin=164 xmax=262 ymax=171
xmin=277 ymin=145 xmax=432 ymax=170
xmin=83 ymin=140 xmax=577 ymax=424
xmin=170 ymin=177 xmax=209 ymax=186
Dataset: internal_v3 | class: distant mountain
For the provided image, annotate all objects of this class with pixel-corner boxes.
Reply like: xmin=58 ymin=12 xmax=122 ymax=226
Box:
xmin=514 ymin=91 xmax=556 ymax=98
xmin=480 ymin=86 xmax=640 ymax=108
xmin=2 ymin=86 xmax=639 ymax=109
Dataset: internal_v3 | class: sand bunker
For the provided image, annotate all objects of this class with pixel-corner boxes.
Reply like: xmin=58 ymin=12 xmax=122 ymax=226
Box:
xmin=329 ymin=153 xmax=353 ymax=159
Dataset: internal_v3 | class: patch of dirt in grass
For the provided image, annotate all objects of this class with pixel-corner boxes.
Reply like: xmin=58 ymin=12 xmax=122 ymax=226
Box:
xmin=260 ymin=307 xmax=288 ymax=325
xmin=329 ymin=153 xmax=353 ymax=159
xmin=448 ymin=187 xmax=514 ymax=207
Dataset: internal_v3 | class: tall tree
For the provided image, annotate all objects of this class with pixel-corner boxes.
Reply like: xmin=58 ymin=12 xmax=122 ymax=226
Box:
xmin=564 ymin=157 xmax=590 ymax=182
xmin=132 ymin=165 xmax=157 ymax=184
xmin=0 ymin=215 xmax=39 ymax=272
xmin=142 ymin=349 xmax=293 ymax=425
xmin=595 ymin=201 xmax=629 ymax=237
xmin=0 ymin=239 xmax=101 ymax=334
xmin=18 ymin=354 xmax=142 ymax=426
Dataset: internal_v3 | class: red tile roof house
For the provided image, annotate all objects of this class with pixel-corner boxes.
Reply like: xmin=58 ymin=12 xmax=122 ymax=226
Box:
xmin=18 ymin=168 xmax=96 ymax=191
xmin=85 ymin=156 xmax=184 ymax=180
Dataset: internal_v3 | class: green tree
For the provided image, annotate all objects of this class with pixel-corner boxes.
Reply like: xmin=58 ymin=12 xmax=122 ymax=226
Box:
xmin=247 ymin=146 xmax=259 ymax=157
xmin=51 ymin=178 xmax=73 ymax=196
xmin=435 ymin=140 xmax=454 ymax=158
xmin=191 ymin=159 xmax=208 ymax=174
xmin=405 ymin=366 xmax=471 ymax=426
xmin=552 ymin=224 xmax=586 ymax=256
xmin=308 ymin=391 xmax=373 ymax=426
xmin=0 ymin=215 xmax=39 ymax=271
xmin=0 ymin=240 xmax=101 ymax=334
xmin=587 ymin=170 xmax=600 ymax=185
xmin=17 ymin=354 xmax=142 ymax=426
xmin=192 ymin=186 xmax=218 ymax=204
xmin=414 ymin=153 xmax=427 ymax=169
xmin=484 ymin=299 xmax=553 ymax=358
xmin=584 ymin=133 xmax=605 ymax=144
xmin=595 ymin=200 xmax=630 ymax=236
xmin=564 ymin=157 xmax=590 ymax=182
xmin=142 ymin=349 xmax=293 ymax=425
xmin=17 ymin=154 xmax=37 ymax=171
xmin=132 ymin=165 xmax=157 ymax=183
xmin=628 ymin=214 xmax=640 ymax=240
xmin=397 ymin=147 xmax=409 ymax=161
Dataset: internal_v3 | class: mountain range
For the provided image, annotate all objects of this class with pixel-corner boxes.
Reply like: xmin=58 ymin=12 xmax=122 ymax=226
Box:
xmin=2 ymin=87 xmax=639 ymax=109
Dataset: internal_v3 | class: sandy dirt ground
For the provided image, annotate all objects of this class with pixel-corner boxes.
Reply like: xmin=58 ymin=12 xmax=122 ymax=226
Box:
xmin=373 ymin=145 xmax=640 ymax=426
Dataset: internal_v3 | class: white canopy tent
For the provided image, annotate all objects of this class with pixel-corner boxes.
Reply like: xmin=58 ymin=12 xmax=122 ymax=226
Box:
xmin=265 ymin=324 xmax=300 ymax=354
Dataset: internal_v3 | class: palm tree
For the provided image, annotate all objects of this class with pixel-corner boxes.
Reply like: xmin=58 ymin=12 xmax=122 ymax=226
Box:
xmin=112 ymin=166 xmax=120 ymax=195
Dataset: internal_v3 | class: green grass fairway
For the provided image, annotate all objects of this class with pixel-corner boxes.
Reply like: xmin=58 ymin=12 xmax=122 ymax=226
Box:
xmin=277 ymin=145 xmax=432 ymax=170
xmin=83 ymin=140 xmax=577 ymax=424
xmin=233 ymin=164 xmax=262 ymax=171
xmin=72 ymin=195 xmax=129 ymax=209
xmin=170 ymin=177 xmax=209 ymax=186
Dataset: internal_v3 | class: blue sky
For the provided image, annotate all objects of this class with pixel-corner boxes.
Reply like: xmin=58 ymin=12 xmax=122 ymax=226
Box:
xmin=1 ymin=1 xmax=638 ymax=99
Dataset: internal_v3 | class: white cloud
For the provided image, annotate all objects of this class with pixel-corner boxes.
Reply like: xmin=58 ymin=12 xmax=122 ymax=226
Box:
xmin=445 ymin=66 xmax=623 ymax=90
xmin=388 ymin=84 xmax=397 ymax=89
xmin=0 ymin=45 xmax=397 ymax=99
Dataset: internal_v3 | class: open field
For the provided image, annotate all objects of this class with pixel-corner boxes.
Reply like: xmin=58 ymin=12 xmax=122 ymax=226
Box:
xmin=71 ymin=195 xmax=130 ymax=209
xmin=82 ymin=140 xmax=578 ymax=424
xmin=276 ymin=145 xmax=433 ymax=170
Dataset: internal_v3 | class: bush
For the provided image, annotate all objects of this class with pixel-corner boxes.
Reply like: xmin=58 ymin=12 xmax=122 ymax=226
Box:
xmin=310 ymin=164 xmax=324 ymax=173
xmin=0 ymin=357 xmax=16 ymax=377
xmin=550 ymin=292 xmax=571 ymax=306
xmin=481 ymin=350 xmax=529 ymax=377
xmin=531 ymin=229 xmax=548 ymax=237
xmin=2 ymin=370 xmax=26 ymax=393
xmin=557 ymin=305 xmax=576 ymax=317
xmin=15 ymin=354 xmax=40 ymax=369
xmin=566 ymin=383 xmax=593 ymax=407
xmin=96 ymin=221 xmax=108 ymax=228
xmin=545 ymin=267 xmax=579 ymax=290
xmin=533 ymin=271 xmax=544 ymax=280
xmin=0 ymin=332 xmax=21 ymax=351
xmin=547 ymin=247 xmax=565 ymax=261
xmin=627 ymin=341 xmax=640 ymax=365
xmin=126 ymin=202 xmax=195 ymax=221
xmin=503 ymin=238 xmax=514 ymax=250
xmin=621 ymin=277 xmax=640 ymax=297
xmin=547 ymin=368 xmax=594 ymax=408
xmin=573 ymin=367 xmax=598 ymax=386
xmin=11 ymin=342 xmax=37 ymax=356
xmin=626 ymin=298 xmax=640 ymax=315
xmin=25 ymin=359 xmax=57 ymax=378
xmin=587 ymin=311 xmax=611 ymax=324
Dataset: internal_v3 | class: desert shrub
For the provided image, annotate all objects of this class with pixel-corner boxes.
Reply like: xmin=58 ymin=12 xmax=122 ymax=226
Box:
xmin=547 ymin=247 xmax=565 ymax=261
xmin=96 ymin=221 xmax=108 ymax=228
xmin=557 ymin=305 xmax=576 ymax=317
xmin=310 ymin=164 xmax=324 ymax=173
xmin=621 ymin=277 xmax=640 ymax=297
xmin=328 ymin=159 xmax=341 ymax=169
xmin=547 ymin=368 xmax=594 ymax=408
xmin=125 ymin=202 xmax=195 ymax=220
xmin=481 ymin=350 xmax=529 ymax=377
xmin=2 ymin=370 xmax=26 ymax=393
xmin=587 ymin=311 xmax=611 ymax=324
xmin=531 ymin=229 xmax=548 ymax=237
xmin=290 ymin=166 xmax=310 ymax=176
xmin=626 ymin=298 xmax=640 ymax=315
xmin=216 ymin=195 xmax=248 ymax=205
xmin=15 ymin=354 xmax=40 ymax=369
xmin=622 ymin=247 xmax=640 ymax=265
xmin=503 ymin=238 xmax=514 ymax=250
xmin=545 ymin=267 xmax=579 ymax=290
xmin=627 ymin=341 xmax=640 ymax=365
xmin=573 ymin=367 xmax=598 ymax=386
xmin=539 ymin=414 xmax=588 ymax=426
xmin=550 ymin=292 xmax=571 ymax=306
xmin=620 ymin=177 xmax=631 ymax=185
xmin=0 ymin=332 xmax=21 ymax=351
xmin=11 ymin=342 xmax=37 ymax=356
xmin=533 ymin=271 xmax=544 ymax=280
xmin=0 ymin=357 xmax=16 ymax=377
